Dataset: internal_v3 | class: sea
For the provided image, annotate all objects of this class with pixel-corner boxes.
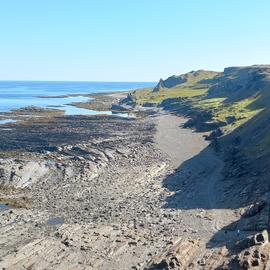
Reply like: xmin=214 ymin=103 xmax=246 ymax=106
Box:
xmin=0 ymin=81 xmax=155 ymax=118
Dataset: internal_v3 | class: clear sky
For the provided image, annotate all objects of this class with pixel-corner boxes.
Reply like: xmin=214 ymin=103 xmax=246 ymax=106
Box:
xmin=0 ymin=0 xmax=269 ymax=81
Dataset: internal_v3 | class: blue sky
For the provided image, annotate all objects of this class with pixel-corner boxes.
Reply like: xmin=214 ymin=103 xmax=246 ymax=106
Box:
xmin=0 ymin=0 xmax=269 ymax=81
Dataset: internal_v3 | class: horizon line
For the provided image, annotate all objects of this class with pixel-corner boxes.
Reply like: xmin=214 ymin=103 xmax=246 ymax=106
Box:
xmin=0 ymin=79 xmax=157 ymax=83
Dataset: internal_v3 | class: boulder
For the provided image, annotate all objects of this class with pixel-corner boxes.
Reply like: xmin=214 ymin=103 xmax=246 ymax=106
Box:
xmin=111 ymin=104 xmax=128 ymax=111
xmin=253 ymin=230 xmax=268 ymax=245
xmin=119 ymin=93 xmax=134 ymax=106
xmin=243 ymin=201 xmax=266 ymax=218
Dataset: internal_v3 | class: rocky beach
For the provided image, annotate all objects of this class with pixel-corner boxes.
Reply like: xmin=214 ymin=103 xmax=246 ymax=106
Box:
xmin=1 ymin=1 xmax=269 ymax=268
xmin=0 ymin=93 xmax=230 ymax=269
xmin=2 ymin=65 xmax=270 ymax=270
xmin=0 ymin=86 xmax=264 ymax=270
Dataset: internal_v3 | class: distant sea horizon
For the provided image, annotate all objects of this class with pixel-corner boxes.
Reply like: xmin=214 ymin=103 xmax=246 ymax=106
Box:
xmin=0 ymin=79 xmax=156 ymax=83
xmin=0 ymin=80 xmax=156 ymax=115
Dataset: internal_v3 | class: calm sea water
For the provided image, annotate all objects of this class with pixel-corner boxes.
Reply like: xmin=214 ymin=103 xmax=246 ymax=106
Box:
xmin=0 ymin=81 xmax=155 ymax=115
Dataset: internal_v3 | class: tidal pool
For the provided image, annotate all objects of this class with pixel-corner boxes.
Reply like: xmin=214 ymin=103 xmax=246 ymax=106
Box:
xmin=0 ymin=203 xmax=10 ymax=210
xmin=0 ymin=119 xmax=16 ymax=125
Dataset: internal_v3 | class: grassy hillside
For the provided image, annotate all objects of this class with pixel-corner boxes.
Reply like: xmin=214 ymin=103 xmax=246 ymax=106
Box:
xmin=132 ymin=87 xmax=208 ymax=104
xmin=133 ymin=70 xmax=218 ymax=104
xmin=129 ymin=65 xmax=270 ymax=158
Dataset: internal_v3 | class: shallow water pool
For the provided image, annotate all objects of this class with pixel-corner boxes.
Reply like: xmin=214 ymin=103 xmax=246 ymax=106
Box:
xmin=0 ymin=119 xmax=16 ymax=125
xmin=0 ymin=203 xmax=10 ymax=210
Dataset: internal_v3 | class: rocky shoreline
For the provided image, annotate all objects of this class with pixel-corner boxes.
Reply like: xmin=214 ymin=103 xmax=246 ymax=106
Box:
xmin=0 ymin=92 xmax=269 ymax=269
xmin=0 ymin=104 xmax=169 ymax=269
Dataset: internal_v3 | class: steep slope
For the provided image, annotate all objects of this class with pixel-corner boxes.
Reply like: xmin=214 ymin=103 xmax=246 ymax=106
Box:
xmin=208 ymin=65 xmax=270 ymax=103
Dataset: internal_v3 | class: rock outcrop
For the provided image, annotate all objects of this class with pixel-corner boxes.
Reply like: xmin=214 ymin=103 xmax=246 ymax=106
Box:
xmin=208 ymin=65 xmax=270 ymax=102
xmin=152 ymin=70 xmax=217 ymax=92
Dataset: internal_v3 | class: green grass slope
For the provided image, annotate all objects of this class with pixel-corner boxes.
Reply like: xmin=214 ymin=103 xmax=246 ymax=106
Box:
xmin=133 ymin=70 xmax=219 ymax=104
xmin=130 ymin=65 xmax=270 ymax=158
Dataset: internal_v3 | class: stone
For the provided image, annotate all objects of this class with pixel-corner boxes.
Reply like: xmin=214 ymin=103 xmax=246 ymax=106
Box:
xmin=251 ymin=259 xmax=260 ymax=267
xmin=242 ymin=259 xmax=250 ymax=270
xmin=254 ymin=230 xmax=268 ymax=245
xmin=243 ymin=201 xmax=266 ymax=218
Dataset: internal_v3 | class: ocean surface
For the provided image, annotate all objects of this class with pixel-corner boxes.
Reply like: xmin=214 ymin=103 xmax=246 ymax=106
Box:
xmin=0 ymin=81 xmax=155 ymax=115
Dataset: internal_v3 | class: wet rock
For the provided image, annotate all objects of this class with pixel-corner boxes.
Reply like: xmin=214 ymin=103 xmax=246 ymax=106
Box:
xmin=243 ymin=201 xmax=266 ymax=218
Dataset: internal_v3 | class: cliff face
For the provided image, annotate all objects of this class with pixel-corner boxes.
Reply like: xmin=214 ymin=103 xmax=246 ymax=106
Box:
xmin=153 ymin=75 xmax=187 ymax=92
xmin=207 ymin=65 xmax=270 ymax=103
xmin=202 ymin=65 xmax=270 ymax=156
xmin=152 ymin=70 xmax=217 ymax=92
